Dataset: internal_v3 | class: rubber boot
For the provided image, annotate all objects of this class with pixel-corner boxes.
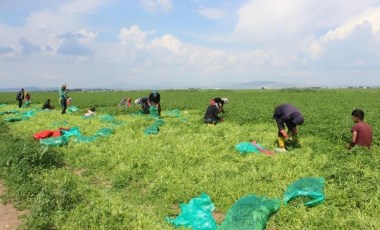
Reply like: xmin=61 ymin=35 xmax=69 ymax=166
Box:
xmin=278 ymin=136 xmax=286 ymax=149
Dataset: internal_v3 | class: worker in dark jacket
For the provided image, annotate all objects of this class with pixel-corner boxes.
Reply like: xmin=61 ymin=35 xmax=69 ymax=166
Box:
xmin=204 ymin=104 xmax=224 ymax=125
xmin=149 ymin=90 xmax=161 ymax=116
xmin=16 ymin=88 xmax=25 ymax=108
xmin=273 ymin=104 xmax=304 ymax=151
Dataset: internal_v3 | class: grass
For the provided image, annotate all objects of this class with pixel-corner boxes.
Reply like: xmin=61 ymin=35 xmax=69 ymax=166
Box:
xmin=0 ymin=88 xmax=379 ymax=229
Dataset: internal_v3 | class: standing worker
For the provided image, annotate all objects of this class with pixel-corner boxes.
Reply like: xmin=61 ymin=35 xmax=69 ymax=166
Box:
xmin=59 ymin=84 xmax=68 ymax=114
xmin=149 ymin=90 xmax=161 ymax=116
xmin=273 ymin=104 xmax=304 ymax=152
xmin=16 ymin=88 xmax=25 ymax=108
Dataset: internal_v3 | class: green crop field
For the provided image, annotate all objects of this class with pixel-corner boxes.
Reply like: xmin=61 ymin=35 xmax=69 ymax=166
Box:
xmin=1 ymin=89 xmax=379 ymax=229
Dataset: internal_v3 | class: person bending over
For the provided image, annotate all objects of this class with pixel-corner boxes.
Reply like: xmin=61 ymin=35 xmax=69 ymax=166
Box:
xmin=273 ymin=104 xmax=304 ymax=152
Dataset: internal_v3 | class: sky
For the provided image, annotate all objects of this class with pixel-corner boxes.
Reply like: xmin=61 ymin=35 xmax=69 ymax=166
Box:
xmin=1 ymin=0 xmax=380 ymax=89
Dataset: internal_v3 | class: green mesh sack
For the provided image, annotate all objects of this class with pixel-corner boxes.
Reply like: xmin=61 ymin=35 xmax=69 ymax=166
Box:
xmin=73 ymin=136 xmax=97 ymax=143
xmin=0 ymin=104 xmax=7 ymax=108
xmin=283 ymin=177 xmax=325 ymax=207
xmin=144 ymin=125 xmax=159 ymax=135
xmin=149 ymin=105 xmax=159 ymax=117
xmin=61 ymin=127 xmax=81 ymax=138
xmin=219 ymin=195 xmax=281 ymax=230
xmin=167 ymin=193 xmax=217 ymax=230
xmin=235 ymin=142 xmax=263 ymax=154
xmin=5 ymin=117 xmax=28 ymax=122
xmin=154 ymin=119 xmax=165 ymax=126
xmin=67 ymin=106 xmax=79 ymax=113
xmin=101 ymin=115 xmax=115 ymax=123
xmin=94 ymin=128 xmax=113 ymax=137
xmin=0 ymin=110 xmax=19 ymax=115
xmin=22 ymin=110 xmax=36 ymax=117
xmin=39 ymin=136 xmax=68 ymax=147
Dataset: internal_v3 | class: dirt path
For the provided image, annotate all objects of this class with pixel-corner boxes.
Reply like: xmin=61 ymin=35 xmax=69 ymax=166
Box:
xmin=0 ymin=182 xmax=22 ymax=230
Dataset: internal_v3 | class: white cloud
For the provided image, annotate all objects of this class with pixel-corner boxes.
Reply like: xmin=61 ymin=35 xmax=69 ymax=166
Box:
xmin=234 ymin=0 xmax=380 ymax=45
xmin=151 ymin=34 xmax=183 ymax=52
xmin=119 ymin=25 xmax=154 ymax=49
xmin=197 ymin=7 xmax=227 ymax=20
xmin=308 ymin=6 xmax=380 ymax=59
xmin=137 ymin=0 xmax=173 ymax=12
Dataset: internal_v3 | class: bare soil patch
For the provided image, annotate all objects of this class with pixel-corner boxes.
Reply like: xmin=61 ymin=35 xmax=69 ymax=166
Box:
xmin=0 ymin=182 xmax=23 ymax=230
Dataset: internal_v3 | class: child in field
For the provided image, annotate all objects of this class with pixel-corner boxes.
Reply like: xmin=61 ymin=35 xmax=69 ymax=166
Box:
xmin=273 ymin=104 xmax=304 ymax=152
xmin=347 ymin=109 xmax=372 ymax=149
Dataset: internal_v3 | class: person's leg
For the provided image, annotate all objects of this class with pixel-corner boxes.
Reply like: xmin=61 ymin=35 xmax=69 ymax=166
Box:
xmin=277 ymin=130 xmax=286 ymax=149
xmin=157 ymin=103 xmax=161 ymax=116
xmin=61 ymin=100 xmax=67 ymax=114
xmin=18 ymin=99 xmax=22 ymax=108
xmin=286 ymin=122 xmax=299 ymax=144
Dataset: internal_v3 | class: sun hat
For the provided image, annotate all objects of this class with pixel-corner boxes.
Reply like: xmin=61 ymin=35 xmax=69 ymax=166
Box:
xmin=222 ymin=97 xmax=229 ymax=104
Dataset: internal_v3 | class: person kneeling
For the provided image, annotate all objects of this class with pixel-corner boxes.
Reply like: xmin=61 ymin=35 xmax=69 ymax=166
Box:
xmin=84 ymin=107 xmax=96 ymax=117
xmin=203 ymin=103 xmax=223 ymax=125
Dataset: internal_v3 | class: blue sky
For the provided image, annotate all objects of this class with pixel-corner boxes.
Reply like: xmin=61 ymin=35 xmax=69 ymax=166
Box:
xmin=1 ymin=0 xmax=380 ymax=89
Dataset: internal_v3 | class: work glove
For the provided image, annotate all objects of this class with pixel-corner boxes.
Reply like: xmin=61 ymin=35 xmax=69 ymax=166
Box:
xmin=280 ymin=129 xmax=288 ymax=139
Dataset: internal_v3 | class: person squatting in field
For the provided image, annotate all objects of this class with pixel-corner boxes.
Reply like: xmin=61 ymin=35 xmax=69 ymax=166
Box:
xmin=84 ymin=107 xmax=96 ymax=117
xmin=118 ymin=97 xmax=132 ymax=107
xmin=204 ymin=102 xmax=224 ymax=125
xmin=210 ymin=97 xmax=229 ymax=113
xmin=16 ymin=88 xmax=25 ymax=108
xmin=24 ymin=91 xmax=31 ymax=107
xmin=59 ymin=84 xmax=68 ymax=114
xmin=42 ymin=99 xmax=55 ymax=110
xmin=273 ymin=104 xmax=304 ymax=152
xmin=135 ymin=97 xmax=150 ymax=114
xmin=347 ymin=109 xmax=372 ymax=150
xmin=149 ymin=90 xmax=161 ymax=116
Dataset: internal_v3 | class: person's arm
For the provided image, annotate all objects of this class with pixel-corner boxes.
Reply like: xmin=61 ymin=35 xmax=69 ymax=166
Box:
xmin=348 ymin=131 xmax=357 ymax=149
xmin=213 ymin=107 xmax=222 ymax=121
xmin=276 ymin=115 xmax=288 ymax=130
